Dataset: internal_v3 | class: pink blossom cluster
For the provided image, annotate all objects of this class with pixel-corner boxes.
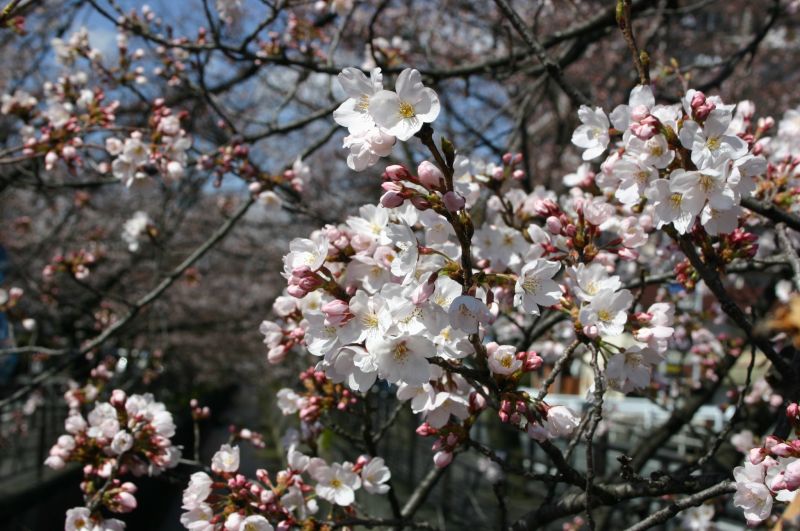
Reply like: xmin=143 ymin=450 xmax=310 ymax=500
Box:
xmin=0 ymin=68 xmax=118 ymax=174
xmin=733 ymin=403 xmax=800 ymax=525
xmin=46 ymin=388 xmax=181 ymax=530
xmin=180 ymin=443 xmax=390 ymax=530
xmin=42 ymin=247 xmax=100 ymax=281
xmin=573 ymin=85 xmax=766 ymax=236
xmin=105 ymin=100 xmax=192 ymax=186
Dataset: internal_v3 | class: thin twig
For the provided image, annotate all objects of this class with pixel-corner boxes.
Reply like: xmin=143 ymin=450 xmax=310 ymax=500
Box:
xmin=493 ymin=0 xmax=591 ymax=106
xmin=0 ymin=196 xmax=257 ymax=409
xmin=622 ymin=481 xmax=735 ymax=531
xmin=537 ymin=340 xmax=581 ymax=401
xmin=616 ymin=0 xmax=650 ymax=84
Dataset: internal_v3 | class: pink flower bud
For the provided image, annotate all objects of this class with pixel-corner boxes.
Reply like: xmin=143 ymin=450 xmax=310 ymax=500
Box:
xmin=748 ymin=447 xmax=766 ymax=464
xmin=785 ymin=460 xmax=800 ymax=490
xmin=502 ymin=153 xmax=513 ymax=165
xmin=417 ymin=161 xmax=444 ymax=190
xmin=758 ymin=116 xmax=775 ymax=131
xmin=630 ymin=115 xmax=659 ymax=140
xmin=469 ymin=392 xmax=487 ymax=413
xmin=321 ymin=299 xmax=350 ymax=326
xmin=416 ymin=422 xmax=436 ymax=437
xmin=62 ymin=145 xmax=77 ymax=159
xmin=110 ymin=389 xmax=127 ymax=407
xmin=433 ymin=450 xmax=453 ymax=468
xmin=443 ymin=191 xmax=465 ymax=212
xmin=546 ymin=216 xmax=562 ymax=234
xmin=524 ymin=352 xmax=543 ymax=371
xmin=695 ymin=102 xmax=716 ymax=121
xmin=512 ymin=169 xmax=525 ymax=180
xmin=582 ymin=325 xmax=599 ymax=339
xmin=690 ymin=91 xmax=707 ymax=109
xmin=410 ymin=195 xmax=431 ymax=211
xmin=45 ymin=151 xmax=58 ymax=170
xmin=411 ymin=274 xmax=437 ymax=305
xmin=380 ymin=191 xmax=405 ymax=208
xmin=384 ymin=164 xmax=411 ymax=181
xmin=771 ymin=443 xmax=794 ymax=457
xmin=115 ymin=491 xmax=138 ymax=512
xmin=44 ymin=455 xmax=65 ymax=469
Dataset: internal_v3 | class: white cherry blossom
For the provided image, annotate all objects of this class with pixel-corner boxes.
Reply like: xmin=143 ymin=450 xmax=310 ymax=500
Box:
xmin=371 ymin=334 xmax=434 ymax=385
xmin=572 ymin=106 xmax=610 ymax=160
xmin=334 ymin=67 xmax=385 ymax=134
xmin=361 ymin=457 xmax=391 ymax=494
xmin=211 ymin=444 xmax=240 ymax=474
xmin=369 ymin=68 xmax=440 ymax=141
xmin=314 ymin=463 xmax=362 ymax=506
xmin=514 ymin=260 xmax=561 ymax=315
xmin=679 ymin=109 xmax=748 ymax=169
xmin=579 ymin=288 xmax=633 ymax=337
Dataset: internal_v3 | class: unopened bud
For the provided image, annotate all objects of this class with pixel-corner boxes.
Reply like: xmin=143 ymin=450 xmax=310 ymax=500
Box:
xmin=443 ymin=191 xmax=465 ymax=212
xmin=433 ymin=450 xmax=453 ymax=468
xmin=417 ymin=161 xmax=444 ymax=190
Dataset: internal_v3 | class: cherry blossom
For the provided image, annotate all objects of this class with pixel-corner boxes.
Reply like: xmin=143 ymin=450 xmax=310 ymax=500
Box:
xmin=571 ymin=106 xmax=610 ymax=160
xmin=369 ymin=68 xmax=440 ymax=141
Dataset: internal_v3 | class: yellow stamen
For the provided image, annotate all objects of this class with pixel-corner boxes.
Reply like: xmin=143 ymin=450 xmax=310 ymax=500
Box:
xmin=362 ymin=313 xmax=379 ymax=328
xmin=522 ymin=277 xmax=541 ymax=294
xmin=706 ymin=137 xmax=721 ymax=151
xmin=393 ymin=341 xmax=409 ymax=361
xmin=398 ymin=101 xmax=415 ymax=119
xmin=698 ymin=174 xmax=715 ymax=192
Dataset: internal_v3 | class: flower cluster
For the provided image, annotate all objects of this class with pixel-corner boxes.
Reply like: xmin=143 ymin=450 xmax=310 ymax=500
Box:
xmin=42 ymin=247 xmax=100 ymax=281
xmin=1 ymin=71 xmax=118 ymax=174
xmin=106 ymin=101 xmax=192 ymax=186
xmin=180 ymin=443 xmax=390 ymax=530
xmin=333 ymin=67 xmax=439 ymax=170
xmin=572 ymin=85 xmax=766 ymax=236
xmin=46 ymin=389 xmax=181 ymax=530
xmin=276 ymin=366 xmax=358 ymax=425
xmin=733 ymin=401 xmax=800 ymax=525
